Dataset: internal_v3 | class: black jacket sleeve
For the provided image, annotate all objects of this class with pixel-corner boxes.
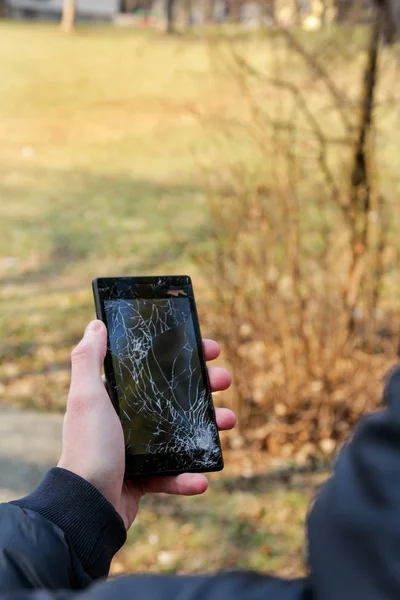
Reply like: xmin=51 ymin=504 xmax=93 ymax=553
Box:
xmin=0 ymin=467 xmax=310 ymax=600
xmin=3 ymin=574 xmax=310 ymax=600
xmin=308 ymin=365 xmax=400 ymax=600
xmin=0 ymin=468 xmax=126 ymax=592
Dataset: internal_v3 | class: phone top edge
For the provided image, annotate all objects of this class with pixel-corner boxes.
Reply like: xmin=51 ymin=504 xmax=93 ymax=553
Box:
xmin=93 ymin=275 xmax=193 ymax=292
xmin=93 ymin=275 xmax=191 ymax=281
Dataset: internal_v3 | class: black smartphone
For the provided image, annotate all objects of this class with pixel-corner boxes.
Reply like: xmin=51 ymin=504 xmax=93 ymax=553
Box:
xmin=92 ymin=276 xmax=223 ymax=477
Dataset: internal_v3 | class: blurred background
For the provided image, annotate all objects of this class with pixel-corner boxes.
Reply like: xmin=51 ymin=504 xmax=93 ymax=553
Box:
xmin=1 ymin=0 xmax=400 ymax=578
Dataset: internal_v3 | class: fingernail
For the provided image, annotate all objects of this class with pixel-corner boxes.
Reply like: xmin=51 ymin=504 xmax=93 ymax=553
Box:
xmin=85 ymin=320 xmax=103 ymax=334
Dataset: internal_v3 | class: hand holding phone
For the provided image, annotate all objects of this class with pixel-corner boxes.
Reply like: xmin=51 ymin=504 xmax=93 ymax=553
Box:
xmin=93 ymin=276 xmax=227 ymax=477
xmin=58 ymin=317 xmax=235 ymax=530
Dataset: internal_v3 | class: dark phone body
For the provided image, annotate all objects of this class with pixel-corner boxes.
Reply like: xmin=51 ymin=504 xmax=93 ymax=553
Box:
xmin=92 ymin=276 xmax=223 ymax=478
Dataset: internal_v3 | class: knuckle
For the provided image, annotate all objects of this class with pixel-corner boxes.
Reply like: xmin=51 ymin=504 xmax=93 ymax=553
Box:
xmin=71 ymin=339 xmax=93 ymax=361
xmin=68 ymin=379 xmax=104 ymax=412
xmin=67 ymin=387 xmax=92 ymax=414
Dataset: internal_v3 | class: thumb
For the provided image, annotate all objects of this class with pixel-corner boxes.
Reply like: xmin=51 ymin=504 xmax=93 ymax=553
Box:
xmin=69 ymin=320 xmax=107 ymax=396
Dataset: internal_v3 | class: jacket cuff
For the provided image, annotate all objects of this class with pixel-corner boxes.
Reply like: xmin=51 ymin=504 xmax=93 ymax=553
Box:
xmin=10 ymin=467 xmax=126 ymax=580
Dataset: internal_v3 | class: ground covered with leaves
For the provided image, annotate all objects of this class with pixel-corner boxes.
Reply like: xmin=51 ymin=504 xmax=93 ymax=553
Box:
xmin=112 ymin=453 xmax=324 ymax=576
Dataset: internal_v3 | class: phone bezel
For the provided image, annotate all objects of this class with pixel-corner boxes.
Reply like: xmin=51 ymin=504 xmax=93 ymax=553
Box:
xmin=92 ymin=275 xmax=223 ymax=478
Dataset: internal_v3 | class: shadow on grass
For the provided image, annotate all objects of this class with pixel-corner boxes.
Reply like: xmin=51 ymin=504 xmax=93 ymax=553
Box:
xmin=141 ymin=464 xmax=323 ymax=529
xmin=142 ymin=464 xmax=326 ymax=520
xmin=0 ymin=166 xmax=202 ymax=286
xmin=214 ymin=463 xmax=328 ymax=494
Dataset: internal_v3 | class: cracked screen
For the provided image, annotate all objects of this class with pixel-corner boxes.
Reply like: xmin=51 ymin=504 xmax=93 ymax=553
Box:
xmin=103 ymin=295 xmax=221 ymax=468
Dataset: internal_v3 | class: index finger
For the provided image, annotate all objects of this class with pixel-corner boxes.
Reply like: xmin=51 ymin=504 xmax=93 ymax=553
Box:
xmin=203 ymin=339 xmax=220 ymax=361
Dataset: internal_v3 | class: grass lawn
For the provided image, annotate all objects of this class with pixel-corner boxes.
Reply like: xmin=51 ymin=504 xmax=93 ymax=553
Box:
xmin=0 ymin=22 xmax=395 ymax=576
xmin=0 ymin=22 xmax=226 ymax=409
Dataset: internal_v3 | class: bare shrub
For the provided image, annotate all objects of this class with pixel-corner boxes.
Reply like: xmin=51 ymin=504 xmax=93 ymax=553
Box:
xmin=195 ymin=16 xmax=400 ymax=461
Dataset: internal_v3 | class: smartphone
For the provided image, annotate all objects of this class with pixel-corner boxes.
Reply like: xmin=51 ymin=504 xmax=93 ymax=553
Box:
xmin=92 ymin=276 xmax=223 ymax=477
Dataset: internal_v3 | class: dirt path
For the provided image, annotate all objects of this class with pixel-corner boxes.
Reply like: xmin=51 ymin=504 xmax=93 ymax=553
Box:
xmin=0 ymin=407 xmax=63 ymax=502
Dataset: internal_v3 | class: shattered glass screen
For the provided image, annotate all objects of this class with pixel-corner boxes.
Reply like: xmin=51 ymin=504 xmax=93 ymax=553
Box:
xmin=104 ymin=297 xmax=220 ymax=461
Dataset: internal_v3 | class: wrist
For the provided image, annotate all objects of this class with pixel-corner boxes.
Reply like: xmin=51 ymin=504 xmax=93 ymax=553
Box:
xmin=57 ymin=456 xmax=123 ymax=517
xmin=11 ymin=467 xmax=126 ymax=579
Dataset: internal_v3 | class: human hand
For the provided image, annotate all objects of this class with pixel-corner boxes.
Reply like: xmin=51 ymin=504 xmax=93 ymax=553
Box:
xmin=58 ymin=320 xmax=235 ymax=530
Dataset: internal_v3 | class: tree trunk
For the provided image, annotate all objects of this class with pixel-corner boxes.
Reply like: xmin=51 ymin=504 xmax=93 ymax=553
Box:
xmin=144 ymin=0 xmax=154 ymax=23
xmin=182 ymin=0 xmax=192 ymax=28
xmin=294 ymin=0 xmax=302 ymax=25
xmin=166 ymin=0 xmax=176 ymax=32
xmin=228 ymin=0 xmax=240 ymax=22
xmin=335 ymin=0 xmax=350 ymax=22
xmin=349 ymin=15 xmax=380 ymax=209
xmin=61 ymin=0 xmax=76 ymax=33
xmin=376 ymin=0 xmax=400 ymax=44
xmin=344 ymin=12 xmax=380 ymax=333
xmin=320 ymin=0 xmax=328 ymax=26
xmin=269 ymin=0 xmax=276 ymax=23
xmin=202 ymin=0 xmax=214 ymax=23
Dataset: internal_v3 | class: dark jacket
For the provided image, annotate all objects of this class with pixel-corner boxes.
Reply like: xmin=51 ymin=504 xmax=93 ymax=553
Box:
xmin=2 ymin=367 xmax=400 ymax=600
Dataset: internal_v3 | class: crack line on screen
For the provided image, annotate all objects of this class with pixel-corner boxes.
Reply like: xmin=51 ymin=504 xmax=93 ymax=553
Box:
xmin=104 ymin=297 xmax=219 ymax=466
